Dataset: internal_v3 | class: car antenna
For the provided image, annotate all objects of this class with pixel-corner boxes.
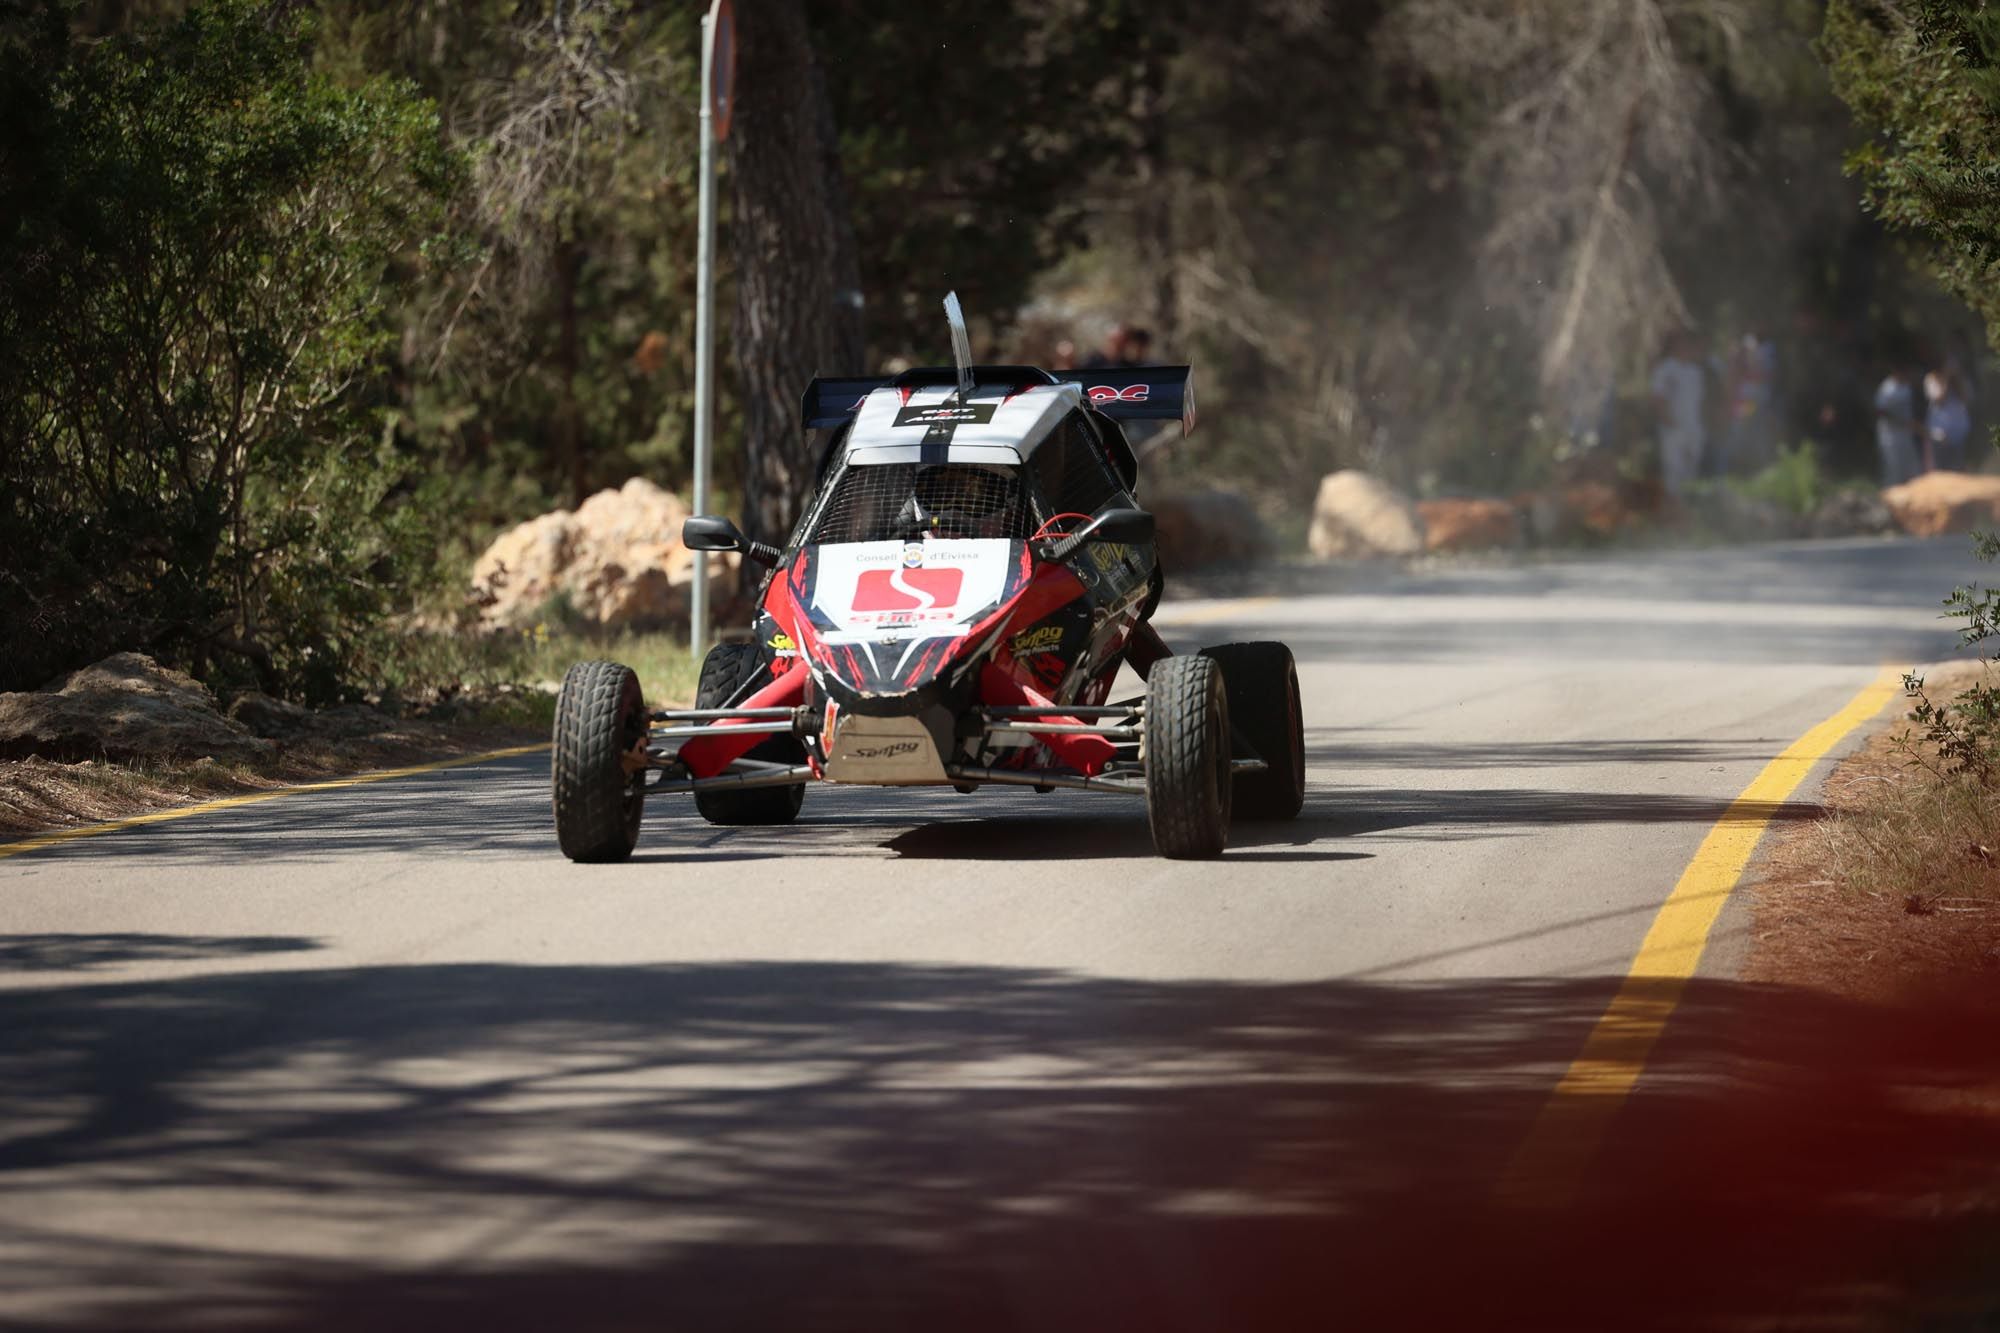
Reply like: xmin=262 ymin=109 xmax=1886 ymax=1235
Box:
xmin=942 ymin=290 xmax=974 ymax=401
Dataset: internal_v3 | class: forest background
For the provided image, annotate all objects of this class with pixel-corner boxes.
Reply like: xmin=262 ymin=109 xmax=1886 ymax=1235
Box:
xmin=0 ymin=0 xmax=1986 ymax=700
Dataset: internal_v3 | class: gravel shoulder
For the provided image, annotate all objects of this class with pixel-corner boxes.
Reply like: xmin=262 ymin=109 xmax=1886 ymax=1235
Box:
xmin=0 ymin=711 xmax=547 ymax=840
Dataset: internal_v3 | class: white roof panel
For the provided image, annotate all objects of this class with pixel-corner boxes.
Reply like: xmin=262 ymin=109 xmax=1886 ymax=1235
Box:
xmin=838 ymin=380 xmax=1081 ymax=467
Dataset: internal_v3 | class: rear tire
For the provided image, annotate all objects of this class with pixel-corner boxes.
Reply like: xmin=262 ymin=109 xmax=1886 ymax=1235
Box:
xmin=552 ymin=660 xmax=646 ymax=863
xmin=693 ymin=642 xmax=806 ymax=826
xmin=1144 ymin=654 xmax=1232 ymax=858
xmin=1200 ymin=642 xmax=1306 ymax=820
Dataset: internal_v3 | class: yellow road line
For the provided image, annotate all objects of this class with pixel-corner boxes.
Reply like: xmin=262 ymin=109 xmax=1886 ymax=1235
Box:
xmin=1496 ymin=665 xmax=1905 ymax=1207
xmin=0 ymin=743 xmax=551 ymax=864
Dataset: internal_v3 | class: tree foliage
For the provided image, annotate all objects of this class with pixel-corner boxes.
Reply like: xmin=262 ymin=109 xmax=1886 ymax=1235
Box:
xmin=1823 ymin=0 xmax=2000 ymax=342
xmin=4 ymin=0 xmax=1993 ymax=703
xmin=0 ymin=0 xmax=459 ymax=697
xmin=1076 ymin=0 xmax=1943 ymax=504
xmin=1824 ymin=3 xmax=2000 ymax=789
xmin=811 ymin=0 xmax=1146 ymax=361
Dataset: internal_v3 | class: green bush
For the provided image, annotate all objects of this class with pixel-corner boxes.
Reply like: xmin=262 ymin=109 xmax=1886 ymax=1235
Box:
xmin=1904 ymin=533 xmax=2000 ymax=786
xmin=0 ymin=0 xmax=461 ymax=700
xmin=1732 ymin=443 xmax=1828 ymax=518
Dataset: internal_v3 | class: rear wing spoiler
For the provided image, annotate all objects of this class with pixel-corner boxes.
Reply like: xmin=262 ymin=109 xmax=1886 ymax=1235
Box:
xmin=801 ymin=376 xmax=891 ymax=430
xmin=801 ymin=364 xmax=1197 ymax=436
xmin=1055 ymin=366 xmax=1197 ymax=437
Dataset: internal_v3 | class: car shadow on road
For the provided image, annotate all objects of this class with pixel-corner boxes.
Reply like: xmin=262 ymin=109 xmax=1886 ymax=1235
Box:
xmin=1 ymin=956 xmax=1996 ymax=1331
xmin=2 ymin=731 xmax=1839 ymax=868
xmin=881 ymin=812 xmax=1376 ymax=863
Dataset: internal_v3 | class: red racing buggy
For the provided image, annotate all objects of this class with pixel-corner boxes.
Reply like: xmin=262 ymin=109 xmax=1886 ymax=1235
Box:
xmin=550 ymin=328 xmax=1304 ymax=860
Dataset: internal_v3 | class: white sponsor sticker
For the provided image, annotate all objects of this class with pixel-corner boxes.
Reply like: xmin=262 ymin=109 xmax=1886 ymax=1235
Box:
xmin=811 ymin=539 xmax=1013 ymax=639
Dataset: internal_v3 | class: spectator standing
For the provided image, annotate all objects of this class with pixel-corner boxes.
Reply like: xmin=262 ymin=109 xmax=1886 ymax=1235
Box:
xmin=1722 ymin=329 xmax=1779 ymax=474
xmin=1874 ymin=367 xmax=1923 ymax=486
xmin=1926 ymin=369 xmax=1972 ymax=472
xmin=1650 ymin=331 xmax=1707 ymax=498
xmin=1081 ymin=324 xmax=1154 ymax=370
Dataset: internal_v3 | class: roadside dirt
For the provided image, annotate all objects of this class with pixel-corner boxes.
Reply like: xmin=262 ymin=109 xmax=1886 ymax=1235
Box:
xmin=1748 ymin=663 xmax=2000 ymax=998
xmin=0 ymin=716 xmax=545 ymax=840
xmin=1740 ymin=662 xmax=2000 ymax=1327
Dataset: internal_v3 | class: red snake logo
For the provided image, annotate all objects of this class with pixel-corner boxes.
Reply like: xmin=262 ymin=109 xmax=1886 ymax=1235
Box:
xmin=852 ymin=567 xmax=962 ymax=612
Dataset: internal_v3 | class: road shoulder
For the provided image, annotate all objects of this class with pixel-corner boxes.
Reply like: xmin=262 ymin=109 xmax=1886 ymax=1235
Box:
xmin=1739 ymin=663 xmax=2000 ymax=1324
xmin=0 ymin=720 xmax=546 ymax=844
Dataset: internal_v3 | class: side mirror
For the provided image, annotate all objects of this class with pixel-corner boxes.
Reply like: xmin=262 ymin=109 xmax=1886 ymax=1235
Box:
xmin=682 ymin=515 xmax=746 ymax=552
xmin=1090 ymin=508 xmax=1155 ymax=543
xmin=682 ymin=514 xmax=783 ymax=567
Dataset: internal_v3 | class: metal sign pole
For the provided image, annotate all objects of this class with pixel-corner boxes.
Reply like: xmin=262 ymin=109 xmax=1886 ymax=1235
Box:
xmin=689 ymin=3 xmax=719 ymax=662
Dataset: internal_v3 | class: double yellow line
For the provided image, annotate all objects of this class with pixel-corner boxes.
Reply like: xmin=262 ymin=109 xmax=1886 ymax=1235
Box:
xmin=1497 ymin=665 xmax=1905 ymax=1205
xmin=0 ymin=743 xmax=550 ymax=863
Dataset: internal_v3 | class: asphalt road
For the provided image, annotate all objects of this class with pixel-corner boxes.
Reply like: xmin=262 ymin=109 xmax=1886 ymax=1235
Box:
xmin=2 ymin=536 xmax=1992 ymax=1331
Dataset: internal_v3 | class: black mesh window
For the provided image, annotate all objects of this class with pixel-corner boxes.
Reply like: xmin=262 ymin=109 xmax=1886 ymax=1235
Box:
xmin=1030 ymin=414 xmax=1123 ymax=517
xmin=808 ymin=463 xmax=1033 ymax=543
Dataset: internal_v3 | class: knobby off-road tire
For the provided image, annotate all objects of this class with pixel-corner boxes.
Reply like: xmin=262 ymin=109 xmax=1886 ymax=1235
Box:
xmin=1144 ymin=653 xmax=1233 ymax=859
xmin=1200 ymin=641 xmax=1306 ymax=821
xmin=693 ymin=642 xmax=806 ymax=826
xmin=552 ymin=660 xmax=646 ymax=863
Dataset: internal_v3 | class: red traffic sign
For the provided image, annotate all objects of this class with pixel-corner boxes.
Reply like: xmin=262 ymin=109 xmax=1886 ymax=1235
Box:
xmin=708 ymin=0 xmax=736 ymax=144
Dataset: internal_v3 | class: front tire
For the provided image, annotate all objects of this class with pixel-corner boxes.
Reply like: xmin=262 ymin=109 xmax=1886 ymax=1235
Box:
xmin=1200 ymin=642 xmax=1306 ymax=820
xmin=1145 ymin=654 xmax=1232 ymax=859
xmin=552 ymin=660 xmax=646 ymax=863
xmin=693 ymin=642 xmax=806 ymax=826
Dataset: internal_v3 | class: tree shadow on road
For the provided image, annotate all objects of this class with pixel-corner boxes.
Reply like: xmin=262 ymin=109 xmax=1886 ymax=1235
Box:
xmin=1 ymin=956 xmax=1996 ymax=1331
xmin=0 ymin=932 xmax=318 ymax=972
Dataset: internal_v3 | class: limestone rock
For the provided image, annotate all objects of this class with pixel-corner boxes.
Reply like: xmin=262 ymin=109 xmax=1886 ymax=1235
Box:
xmin=1517 ymin=481 xmax=1646 ymax=544
xmin=1306 ymin=471 xmax=1424 ymax=559
xmin=1882 ymin=471 xmax=2000 ymax=538
xmin=470 ymin=477 xmax=736 ymax=631
xmin=0 ymin=653 xmax=272 ymax=763
xmin=470 ymin=509 xmax=575 ymax=621
xmin=1414 ymin=498 xmax=1522 ymax=552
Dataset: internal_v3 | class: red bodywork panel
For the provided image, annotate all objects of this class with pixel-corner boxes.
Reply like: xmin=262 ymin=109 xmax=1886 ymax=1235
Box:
xmin=674 ymin=550 xmax=1132 ymax=781
xmin=976 ymin=661 xmax=1118 ymax=774
xmin=676 ymin=662 xmax=806 ymax=777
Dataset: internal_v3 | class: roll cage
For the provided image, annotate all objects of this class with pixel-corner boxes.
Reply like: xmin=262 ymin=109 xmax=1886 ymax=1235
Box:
xmin=795 ymin=405 xmax=1137 ymax=552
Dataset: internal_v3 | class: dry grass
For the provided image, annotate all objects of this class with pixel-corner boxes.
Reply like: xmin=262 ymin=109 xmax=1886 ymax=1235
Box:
xmin=0 ymin=629 xmax=702 ymax=843
xmin=1748 ymin=661 xmax=2000 ymax=1001
xmin=383 ymin=627 xmax=700 ymax=717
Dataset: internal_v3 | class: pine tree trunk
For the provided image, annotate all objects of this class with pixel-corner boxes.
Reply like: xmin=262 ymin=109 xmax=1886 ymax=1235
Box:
xmin=554 ymin=237 xmax=586 ymax=508
xmin=1137 ymin=47 xmax=1176 ymax=354
xmin=727 ymin=0 xmax=864 ymax=547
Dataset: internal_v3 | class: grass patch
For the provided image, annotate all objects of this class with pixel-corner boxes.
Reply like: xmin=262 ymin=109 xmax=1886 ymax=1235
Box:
xmin=378 ymin=626 xmax=700 ymax=713
xmin=1730 ymin=442 xmax=1832 ymax=518
xmin=1784 ymin=663 xmax=2000 ymax=910
xmin=1804 ymin=746 xmax=2000 ymax=909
